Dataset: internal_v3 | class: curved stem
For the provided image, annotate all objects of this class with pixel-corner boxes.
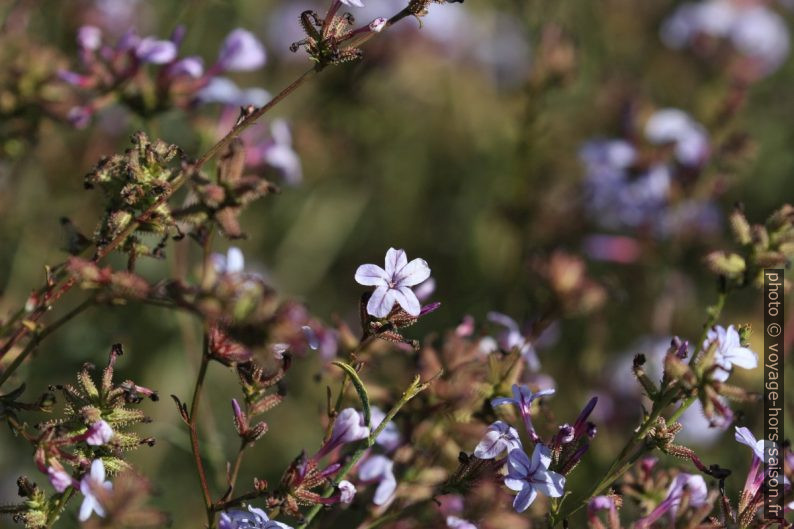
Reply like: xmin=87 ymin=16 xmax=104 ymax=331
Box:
xmin=0 ymin=297 xmax=95 ymax=388
xmin=190 ymin=340 xmax=213 ymax=525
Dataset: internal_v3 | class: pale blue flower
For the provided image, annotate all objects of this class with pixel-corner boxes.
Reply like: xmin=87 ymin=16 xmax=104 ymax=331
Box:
xmin=474 ymin=421 xmax=522 ymax=460
xmin=79 ymin=459 xmax=112 ymax=521
xmin=355 ymin=248 xmax=431 ymax=318
xmin=504 ymin=445 xmax=565 ymax=513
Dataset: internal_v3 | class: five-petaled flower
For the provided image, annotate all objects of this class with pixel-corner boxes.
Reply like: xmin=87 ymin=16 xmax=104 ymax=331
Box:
xmin=504 ymin=445 xmax=565 ymax=513
xmin=703 ymin=325 xmax=758 ymax=381
xmin=491 ymin=384 xmax=555 ymax=442
xmin=79 ymin=459 xmax=113 ymax=521
xmin=355 ymin=248 xmax=431 ymax=318
xmin=219 ymin=505 xmax=293 ymax=529
xmin=474 ymin=421 xmax=522 ymax=460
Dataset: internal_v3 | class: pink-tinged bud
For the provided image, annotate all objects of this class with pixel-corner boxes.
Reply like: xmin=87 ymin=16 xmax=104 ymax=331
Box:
xmin=369 ymin=18 xmax=387 ymax=33
xmin=47 ymin=466 xmax=75 ymax=493
xmin=338 ymin=480 xmax=356 ymax=503
xmin=231 ymin=398 xmax=247 ymax=431
xmin=85 ymin=420 xmax=114 ymax=446
xmin=77 ymin=26 xmax=102 ymax=50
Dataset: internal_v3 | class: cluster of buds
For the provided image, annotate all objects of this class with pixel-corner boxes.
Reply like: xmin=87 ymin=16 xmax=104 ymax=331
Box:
xmin=277 ymin=452 xmax=352 ymax=517
xmin=59 ymin=25 xmax=266 ymax=127
xmin=706 ymin=203 xmax=794 ymax=289
xmin=84 ymin=132 xmax=183 ymax=256
xmin=5 ymin=344 xmax=156 ymax=528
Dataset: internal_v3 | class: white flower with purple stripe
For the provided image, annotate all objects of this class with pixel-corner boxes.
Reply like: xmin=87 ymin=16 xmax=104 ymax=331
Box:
xmin=355 ymin=248 xmax=431 ymax=318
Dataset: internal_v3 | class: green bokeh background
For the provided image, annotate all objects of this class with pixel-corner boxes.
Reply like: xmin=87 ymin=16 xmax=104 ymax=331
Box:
xmin=1 ymin=0 xmax=793 ymax=527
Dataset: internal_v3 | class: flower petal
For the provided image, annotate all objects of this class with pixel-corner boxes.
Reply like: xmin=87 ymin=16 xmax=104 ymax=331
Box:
xmin=395 ymin=258 xmax=431 ymax=287
xmin=355 ymin=264 xmax=389 ymax=286
xmin=226 ymin=247 xmax=245 ymax=274
xmin=530 ymin=444 xmax=553 ymax=471
xmin=366 ymin=286 xmax=395 ymax=318
xmin=512 ymin=485 xmax=538 ymax=513
xmin=392 ymin=286 xmax=421 ymax=316
xmin=79 ymin=497 xmax=95 ymax=521
xmin=90 ymin=460 xmax=106 ymax=482
xmin=384 ymin=248 xmax=407 ymax=277
xmin=531 ymin=470 xmax=566 ymax=497
xmin=373 ymin=473 xmax=397 ymax=505
xmin=724 ymin=346 xmax=758 ymax=369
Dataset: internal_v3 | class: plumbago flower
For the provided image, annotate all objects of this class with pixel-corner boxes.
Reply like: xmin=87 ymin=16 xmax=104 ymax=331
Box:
xmin=504 ymin=445 xmax=565 ymax=512
xmin=491 ymin=384 xmax=555 ymax=443
xmin=79 ymin=459 xmax=113 ymax=521
xmin=703 ymin=324 xmax=758 ymax=381
xmin=358 ymin=454 xmax=397 ymax=506
xmin=219 ymin=505 xmax=293 ymax=529
xmin=474 ymin=421 xmax=522 ymax=460
xmin=355 ymin=248 xmax=431 ymax=318
xmin=483 ymin=312 xmax=541 ymax=371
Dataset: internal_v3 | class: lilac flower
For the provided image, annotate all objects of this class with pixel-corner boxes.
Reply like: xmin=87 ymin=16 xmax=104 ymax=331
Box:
xmin=367 ymin=406 xmax=401 ymax=452
xmin=358 ymin=454 xmax=397 ymax=506
xmin=197 ymin=77 xmax=271 ymax=107
xmin=212 ymin=247 xmax=245 ymax=275
xmin=504 ymin=446 xmax=565 ymax=513
xmin=446 ymin=516 xmax=477 ymax=529
xmin=338 ymin=480 xmax=356 ymax=504
xmin=77 ymin=26 xmax=102 ymax=51
xmin=491 ymin=384 xmax=555 ymax=442
xmin=486 ymin=312 xmax=540 ymax=371
xmin=247 ymin=120 xmax=302 ymax=186
xmin=219 ymin=505 xmax=294 ymax=529
xmin=354 ymin=248 xmax=431 ymax=318
xmin=217 ymin=29 xmax=267 ymax=72
xmin=135 ymin=37 xmax=178 ymax=64
xmin=79 ymin=459 xmax=112 ymax=521
xmin=341 ymin=0 xmax=365 ymax=7
xmin=168 ymin=56 xmax=204 ymax=78
xmin=316 ymin=408 xmax=370 ymax=458
xmin=644 ymin=108 xmax=709 ymax=167
xmin=635 ymin=473 xmax=708 ymax=528
xmin=735 ymin=426 xmax=765 ymax=460
xmin=47 ymin=466 xmax=75 ymax=493
xmin=703 ymin=325 xmax=758 ymax=381
xmin=473 ymin=421 xmax=522 ymax=460
xmin=85 ymin=420 xmax=114 ymax=446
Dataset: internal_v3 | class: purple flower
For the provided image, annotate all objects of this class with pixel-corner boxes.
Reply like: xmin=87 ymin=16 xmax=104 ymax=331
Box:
xmin=85 ymin=420 xmax=114 ymax=446
xmin=644 ymin=108 xmax=709 ymax=167
xmin=703 ymin=325 xmax=758 ymax=381
xmin=504 ymin=445 xmax=565 ymax=513
xmin=197 ymin=77 xmax=271 ymax=107
xmin=491 ymin=384 xmax=555 ymax=442
xmin=636 ymin=473 xmax=708 ymax=528
xmin=446 ymin=516 xmax=477 ymax=529
xmin=219 ymin=505 xmax=293 ymax=529
xmin=358 ymin=454 xmax=397 ymax=506
xmin=317 ymin=408 xmax=370 ymax=458
xmin=77 ymin=26 xmax=102 ymax=51
xmin=212 ymin=247 xmax=245 ymax=275
xmin=355 ymin=248 xmax=431 ymax=318
xmin=473 ymin=421 xmax=522 ymax=460
xmin=338 ymin=480 xmax=356 ymax=504
xmin=486 ymin=312 xmax=540 ymax=371
xmin=735 ymin=426 xmax=765 ymax=460
xmin=254 ymin=120 xmax=302 ymax=186
xmin=79 ymin=459 xmax=112 ymax=521
xmin=168 ymin=56 xmax=205 ymax=78
xmin=135 ymin=37 xmax=178 ymax=64
xmin=47 ymin=466 xmax=75 ymax=493
xmin=217 ymin=29 xmax=267 ymax=72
